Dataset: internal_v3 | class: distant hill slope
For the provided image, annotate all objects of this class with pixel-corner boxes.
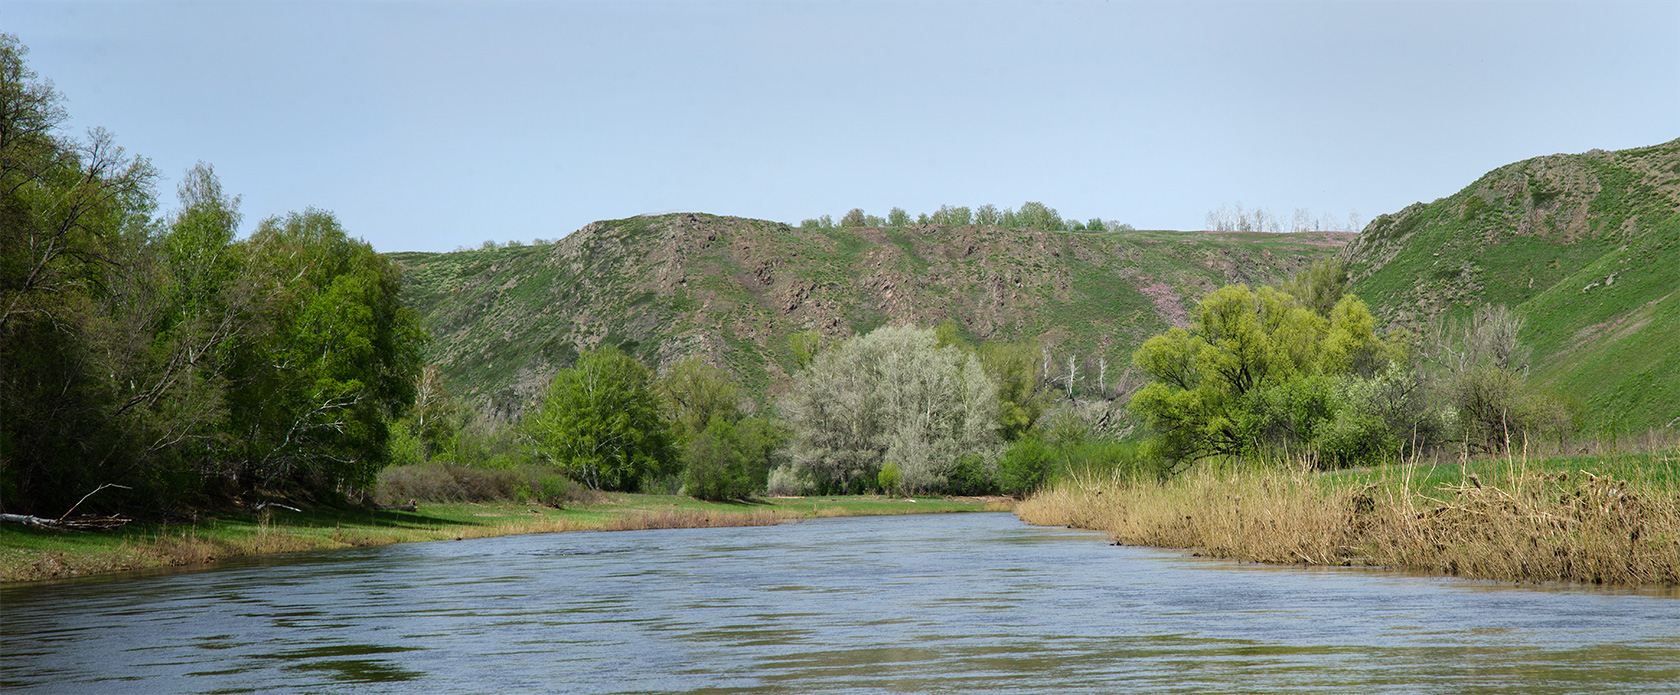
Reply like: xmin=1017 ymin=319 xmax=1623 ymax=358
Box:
xmin=392 ymin=217 xmax=1349 ymax=416
xmin=1346 ymin=138 xmax=1680 ymax=430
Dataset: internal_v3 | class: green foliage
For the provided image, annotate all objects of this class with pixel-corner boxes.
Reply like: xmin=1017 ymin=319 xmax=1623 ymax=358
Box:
xmin=1017 ymin=201 xmax=1064 ymax=230
xmin=1060 ymin=439 xmax=1166 ymax=481
xmin=1280 ymin=257 xmax=1349 ymax=319
xmin=787 ymin=329 xmax=824 ymax=369
xmin=1314 ymin=409 xmax=1399 ymax=467
xmin=945 ymin=455 xmax=999 ymax=496
xmin=403 ymin=365 xmax=460 ymax=462
xmin=931 ymin=205 xmax=973 ymax=226
xmin=841 ymin=208 xmax=867 ymax=228
xmin=1 ymin=38 xmax=428 ymax=514
xmin=434 ymin=416 xmax=528 ymax=469
xmin=680 ymin=414 xmax=783 ymax=501
xmin=1129 ymin=283 xmax=1394 ymax=466
xmin=682 ymin=418 xmax=753 ymax=501
xmin=659 ymin=356 xmax=740 ymax=440
xmin=877 ymin=461 xmax=903 ymax=496
xmin=229 ymin=209 xmax=426 ymax=491
xmin=998 ymin=437 xmax=1053 ymax=496
xmin=980 ymin=341 xmax=1046 ymax=441
xmin=933 ymin=318 xmax=971 ymax=350
xmin=526 ymin=347 xmax=674 ymax=490
xmin=387 ymin=421 xmax=426 ymax=466
xmin=1 ymin=35 xmax=164 ymax=513
xmin=887 ymin=207 xmax=910 ymax=227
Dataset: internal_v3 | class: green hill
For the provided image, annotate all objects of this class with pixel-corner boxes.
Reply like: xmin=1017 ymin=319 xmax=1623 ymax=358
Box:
xmin=392 ymin=218 xmax=1350 ymax=416
xmin=395 ymin=140 xmax=1679 ymax=433
xmin=1346 ymin=138 xmax=1680 ymax=430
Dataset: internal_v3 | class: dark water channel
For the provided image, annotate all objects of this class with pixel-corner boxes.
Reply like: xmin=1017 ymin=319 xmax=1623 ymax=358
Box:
xmin=3 ymin=512 xmax=1678 ymax=694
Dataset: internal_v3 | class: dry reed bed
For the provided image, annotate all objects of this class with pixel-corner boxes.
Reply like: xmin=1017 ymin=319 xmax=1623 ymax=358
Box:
xmin=1017 ymin=463 xmax=1680 ymax=586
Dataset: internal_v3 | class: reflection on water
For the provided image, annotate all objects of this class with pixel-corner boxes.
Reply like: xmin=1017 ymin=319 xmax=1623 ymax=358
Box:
xmin=2 ymin=512 xmax=1677 ymax=694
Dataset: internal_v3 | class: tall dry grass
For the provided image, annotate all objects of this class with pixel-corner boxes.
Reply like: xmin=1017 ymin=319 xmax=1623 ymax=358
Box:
xmin=1017 ymin=460 xmax=1680 ymax=586
xmin=599 ymin=508 xmax=798 ymax=531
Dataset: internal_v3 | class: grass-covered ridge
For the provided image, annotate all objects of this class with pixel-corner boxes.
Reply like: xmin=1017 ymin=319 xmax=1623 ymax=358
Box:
xmin=1345 ymin=138 xmax=1680 ymax=431
xmin=393 ymin=217 xmax=1351 ymax=414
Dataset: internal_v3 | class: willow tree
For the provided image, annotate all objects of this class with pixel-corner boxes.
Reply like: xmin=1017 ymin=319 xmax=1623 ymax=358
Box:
xmin=1129 ymin=284 xmax=1394 ymax=467
xmin=783 ymin=325 xmax=1000 ymax=493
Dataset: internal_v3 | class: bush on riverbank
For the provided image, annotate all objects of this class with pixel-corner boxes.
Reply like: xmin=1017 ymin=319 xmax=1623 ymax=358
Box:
xmin=1017 ymin=452 xmax=1680 ymax=586
xmin=374 ymin=463 xmax=599 ymax=506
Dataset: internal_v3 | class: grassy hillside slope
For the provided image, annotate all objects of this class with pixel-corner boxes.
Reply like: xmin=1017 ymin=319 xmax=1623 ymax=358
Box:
xmin=1345 ymin=138 xmax=1680 ymax=430
xmin=392 ymin=217 xmax=1350 ymax=415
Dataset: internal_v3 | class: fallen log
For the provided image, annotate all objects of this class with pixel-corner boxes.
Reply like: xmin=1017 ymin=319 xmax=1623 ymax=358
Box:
xmin=1 ymin=513 xmax=132 ymax=530
xmin=0 ymin=483 xmax=133 ymax=530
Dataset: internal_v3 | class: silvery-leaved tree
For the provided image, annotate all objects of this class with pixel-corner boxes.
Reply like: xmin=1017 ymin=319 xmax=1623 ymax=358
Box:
xmin=783 ymin=325 xmax=1001 ymax=494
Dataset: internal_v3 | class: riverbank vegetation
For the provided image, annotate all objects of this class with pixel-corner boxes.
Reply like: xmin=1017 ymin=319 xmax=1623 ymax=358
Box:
xmin=1 ymin=492 xmax=1008 ymax=583
xmin=1 ymin=37 xmax=423 ymax=520
xmin=1018 ymin=447 xmax=1679 ymax=586
xmin=1015 ymin=255 xmax=1676 ymax=586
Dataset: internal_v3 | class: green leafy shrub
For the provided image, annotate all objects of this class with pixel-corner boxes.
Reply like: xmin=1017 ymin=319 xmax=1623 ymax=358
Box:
xmin=878 ymin=462 xmax=903 ymax=496
xmin=999 ymin=437 xmax=1053 ymax=496
xmin=374 ymin=463 xmax=589 ymax=505
xmin=946 ymin=455 xmax=1000 ymax=495
xmin=1059 ymin=439 xmax=1167 ymax=482
xmin=1314 ymin=411 xmax=1399 ymax=467
xmin=683 ymin=418 xmax=755 ymax=501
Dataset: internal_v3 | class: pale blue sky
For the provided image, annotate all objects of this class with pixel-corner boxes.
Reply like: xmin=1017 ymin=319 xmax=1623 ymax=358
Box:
xmin=7 ymin=0 xmax=1677 ymax=252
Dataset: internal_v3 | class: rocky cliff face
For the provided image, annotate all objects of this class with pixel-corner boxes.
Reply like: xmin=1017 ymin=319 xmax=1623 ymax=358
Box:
xmin=393 ymin=216 xmax=1348 ymax=415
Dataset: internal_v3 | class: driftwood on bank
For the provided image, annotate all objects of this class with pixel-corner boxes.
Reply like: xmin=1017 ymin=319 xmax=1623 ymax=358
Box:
xmin=0 ymin=512 xmax=133 ymax=530
xmin=0 ymin=483 xmax=133 ymax=530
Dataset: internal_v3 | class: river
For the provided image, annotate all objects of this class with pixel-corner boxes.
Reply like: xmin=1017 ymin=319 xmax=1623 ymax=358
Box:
xmin=2 ymin=512 xmax=1677 ymax=693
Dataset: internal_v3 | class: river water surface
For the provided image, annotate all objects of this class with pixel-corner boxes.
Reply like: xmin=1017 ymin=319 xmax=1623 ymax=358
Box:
xmin=3 ymin=512 xmax=1677 ymax=693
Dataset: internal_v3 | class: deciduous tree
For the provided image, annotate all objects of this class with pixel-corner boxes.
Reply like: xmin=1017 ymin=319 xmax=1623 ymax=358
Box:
xmin=1129 ymin=284 xmax=1391 ymax=465
xmin=527 ymin=347 xmax=673 ymax=490
xmin=783 ymin=325 xmax=1000 ymax=493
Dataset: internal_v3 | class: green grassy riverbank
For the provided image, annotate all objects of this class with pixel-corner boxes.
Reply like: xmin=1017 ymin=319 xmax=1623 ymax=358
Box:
xmin=1 ymin=494 xmax=1009 ymax=584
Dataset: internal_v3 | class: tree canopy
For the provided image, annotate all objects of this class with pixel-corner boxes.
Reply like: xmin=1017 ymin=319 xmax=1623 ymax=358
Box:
xmin=527 ymin=347 xmax=674 ymax=491
xmin=2 ymin=36 xmax=423 ymax=515
xmin=783 ymin=325 xmax=1000 ymax=494
xmin=1128 ymin=283 xmax=1393 ymax=466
